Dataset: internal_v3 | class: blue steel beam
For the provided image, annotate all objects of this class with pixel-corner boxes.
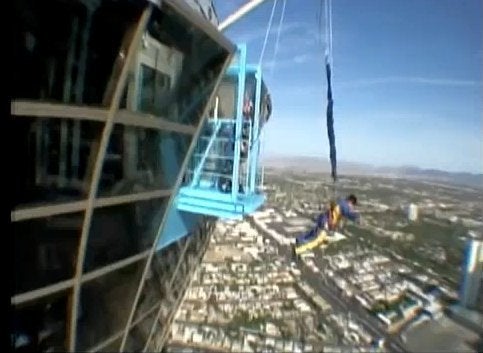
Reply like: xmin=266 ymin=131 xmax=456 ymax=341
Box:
xmin=249 ymin=67 xmax=263 ymax=192
xmin=231 ymin=44 xmax=247 ymax=200
xmin=245 ymin=119 xmax=252 ymax=192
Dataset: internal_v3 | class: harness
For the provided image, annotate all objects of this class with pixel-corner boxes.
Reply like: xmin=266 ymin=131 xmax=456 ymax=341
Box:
xmin=327 ymin=201 xmax=341 ymax=230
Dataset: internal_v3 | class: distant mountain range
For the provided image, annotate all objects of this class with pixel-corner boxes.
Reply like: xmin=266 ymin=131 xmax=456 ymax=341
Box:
xmin=262 ymin=155 xmax=483 ymax=189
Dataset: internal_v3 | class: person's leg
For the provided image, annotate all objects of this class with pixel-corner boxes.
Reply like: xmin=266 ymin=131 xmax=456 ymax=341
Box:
xmin=315 ymin=213 xmax=329 ymax=230
xmin=314 ymin=228 xmax=328 ymax=245
xmin=296 ymin=232 xmax=308 ymax=244
xmin=293 ymin=229 xmax=315 ymax=260
xmin=295 ymin=229 xmax=328 ymax=255
xmin=293 ymin=214 xmax=327 ymax=257
xmin=296 ymin=228 xmax=317 ymax=245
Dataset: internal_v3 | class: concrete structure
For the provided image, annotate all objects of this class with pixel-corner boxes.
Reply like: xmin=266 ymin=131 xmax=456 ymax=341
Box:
xmin=460 ymin=239 xmax=483 ymax=309
xmin=407 ymin=203 xmax=418 ymax=222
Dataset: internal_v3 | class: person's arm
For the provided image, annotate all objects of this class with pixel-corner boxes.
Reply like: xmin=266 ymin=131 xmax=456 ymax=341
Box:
xmin=339 ymin=201 xmax=360 ymax=223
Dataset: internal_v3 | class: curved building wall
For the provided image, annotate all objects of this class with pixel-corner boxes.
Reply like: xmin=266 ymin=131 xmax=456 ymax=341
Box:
xmin=11 ymin=0 xmax=233 ymax=351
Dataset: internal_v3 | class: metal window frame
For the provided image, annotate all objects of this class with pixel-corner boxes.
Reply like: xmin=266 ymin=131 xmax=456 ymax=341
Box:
xmin=11 ymin=278 xmax=75 ymax=306
xmin=147 ymin=231 xmax=210 ymax=351
xmin=117 ymin=27 xmax=235 ymax=353
xmin=163 ymin=0 xmax=234 ymax=53
xmin=86 ymin=299 xmax=161 ymax=353
xmin=11 ymin=189 xmax=171 ymax=222
xmin=67 ymin=8 xmax=154 ymax=351
xmin=11 ymin=101 xmax=197 ymax=135
xmin=11 ymin=250 xmax=151 ymax=306
xmin=141 ymin=234 xmax=195 ymax=350
xmin=12 ymin=1 xmax=237 ymax=351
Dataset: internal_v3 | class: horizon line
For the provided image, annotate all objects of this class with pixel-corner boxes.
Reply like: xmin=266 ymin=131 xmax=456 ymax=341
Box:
xmin=261 ymin=154 xmax=483 ymax=176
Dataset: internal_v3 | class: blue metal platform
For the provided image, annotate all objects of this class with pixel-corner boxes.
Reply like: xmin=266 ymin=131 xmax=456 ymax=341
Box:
xmin=175 ymin=44 xmax=271 ymax=220
xmin=176 ymin=186 xmax=265 ymax=220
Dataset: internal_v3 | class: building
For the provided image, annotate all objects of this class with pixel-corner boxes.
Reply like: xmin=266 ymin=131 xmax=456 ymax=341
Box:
xmin=407 ymin=203 xmax=418 ymax=222
xmin=460 ymin=239 xmax=483 ymax=309
xmin=11 ymin=1 xmax=235 ymax=352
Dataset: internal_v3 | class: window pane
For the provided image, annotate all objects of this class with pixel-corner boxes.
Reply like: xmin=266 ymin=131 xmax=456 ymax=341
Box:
xmin=133 ymin=275 xmax=161 ymax=323
xmin=76 ymin=259 xmax=146 ymax=351
xmin=11 ymin=289 xmax=70 ymax=352
xmin=245 ymin=73 xmax=257 ymax=121
xmin=125 ymin=310 xmax=158 ymax=352
xmin=83 ymin=197 xmax=169 ymax=273
xmin=13 ymin=211 xmax=83 ymax=295
xmin=128 ymin=4 xmax=230 ymax=125
xmin=208 ymin=76 xmax=237 ymax=119
xmin=97 ymin=127 xmax=192 ymax=197
xmin=12 ymin=117 xmax=103 ymax=209
xmin=133 ymin=238 xmax=190 ymax=321
xmin=13 ymin=1 xmax=144 ymax=105
xmin=139 ymin=65 xmax=172 ymax=116
xmin=154 ymin=226 xmax=209 ymax=331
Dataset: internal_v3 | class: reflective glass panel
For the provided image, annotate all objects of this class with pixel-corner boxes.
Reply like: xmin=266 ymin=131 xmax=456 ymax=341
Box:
xmin=13 ymin=211 xmax=84 ymax=294
xmin=83 ymin=197 xmax=168 ymax=273
xmin=127 ymin=4 xmax=230 ymax=125
xmin=98 ymin=126 xmax=192 ymax=196
xmin=76 ymin=259 xmax=146 ymax=351
xmin=11 ymin=289 xmax=71 ymax=352
xmin=13 ymin=1 xmax=144 ymax=105
xmin=12 ymin=117 xmax=103 ymax=208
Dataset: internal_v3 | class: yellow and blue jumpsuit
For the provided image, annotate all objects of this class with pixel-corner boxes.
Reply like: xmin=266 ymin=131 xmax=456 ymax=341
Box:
xmin=294 ymin=199 xmax=359 ymax=255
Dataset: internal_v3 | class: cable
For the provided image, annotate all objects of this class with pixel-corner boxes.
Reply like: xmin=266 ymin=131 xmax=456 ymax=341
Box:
xmin=258 ymin=0 xmax=279 ymax=66
xmin=325 ymin=0 xmax=333 ymax=64
xmin=317 ymin=0 xmax=324 ymax=48
xmin=257 ymin=0 xmax=278 ymax=191
xmin=269 ymin=0 xmax=287 ymax=78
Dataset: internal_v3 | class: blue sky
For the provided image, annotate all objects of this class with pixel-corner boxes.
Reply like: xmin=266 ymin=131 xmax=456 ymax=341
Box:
xmin=214 ymin=0 xmax=482 ymax=173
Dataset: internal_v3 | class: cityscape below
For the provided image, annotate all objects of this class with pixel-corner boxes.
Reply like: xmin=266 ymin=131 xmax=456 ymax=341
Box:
xmin=10 ymin=1 xmax=482 ymax=352
xmin=165 ymin=169 xmax=483 ymax=353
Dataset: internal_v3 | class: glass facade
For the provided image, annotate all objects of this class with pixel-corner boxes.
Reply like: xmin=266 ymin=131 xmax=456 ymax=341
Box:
xmin=11 ymin=0 xmax=233 ymax=352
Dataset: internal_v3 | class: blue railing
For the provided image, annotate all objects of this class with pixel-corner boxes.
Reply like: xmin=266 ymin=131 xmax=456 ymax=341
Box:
xmin=184 ymin=118 xmax=260 ymax=196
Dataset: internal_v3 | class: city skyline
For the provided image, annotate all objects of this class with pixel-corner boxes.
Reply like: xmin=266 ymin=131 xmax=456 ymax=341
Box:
xmin=11 ymin=1 xmax=483 ymax=352
xmin=215 ymin=0 xmax=483 ymax=174
xmin=167 ymin=171 xmax=483 ymax=353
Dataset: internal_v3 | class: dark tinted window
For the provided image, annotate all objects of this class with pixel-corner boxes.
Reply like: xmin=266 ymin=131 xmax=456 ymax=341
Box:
xmin=12 ymin=118 xmax=102 ymax=209
xmin=13 ymin=0 xmax=144 ymax=105
xmin=13 ymin=212 xmax=83 ymax=294
xmin=76 ymin=260 xmax=146 ymax=351
xmin=83 ymin=197 xmax=169 ymax=272
xmin=137 ymin=4 xmax=230 ymax=125
xmin=139 ymin=65 xmax=172 ymax=116
xmin=97 ymin=127 xmax=192 ymax=197
xmin=11 ymin=290 xmax=71 ymax=352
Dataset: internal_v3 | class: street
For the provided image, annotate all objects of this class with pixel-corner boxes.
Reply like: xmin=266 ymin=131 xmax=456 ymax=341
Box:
xmin=264 ymin=226 xmax=408 ymax=353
